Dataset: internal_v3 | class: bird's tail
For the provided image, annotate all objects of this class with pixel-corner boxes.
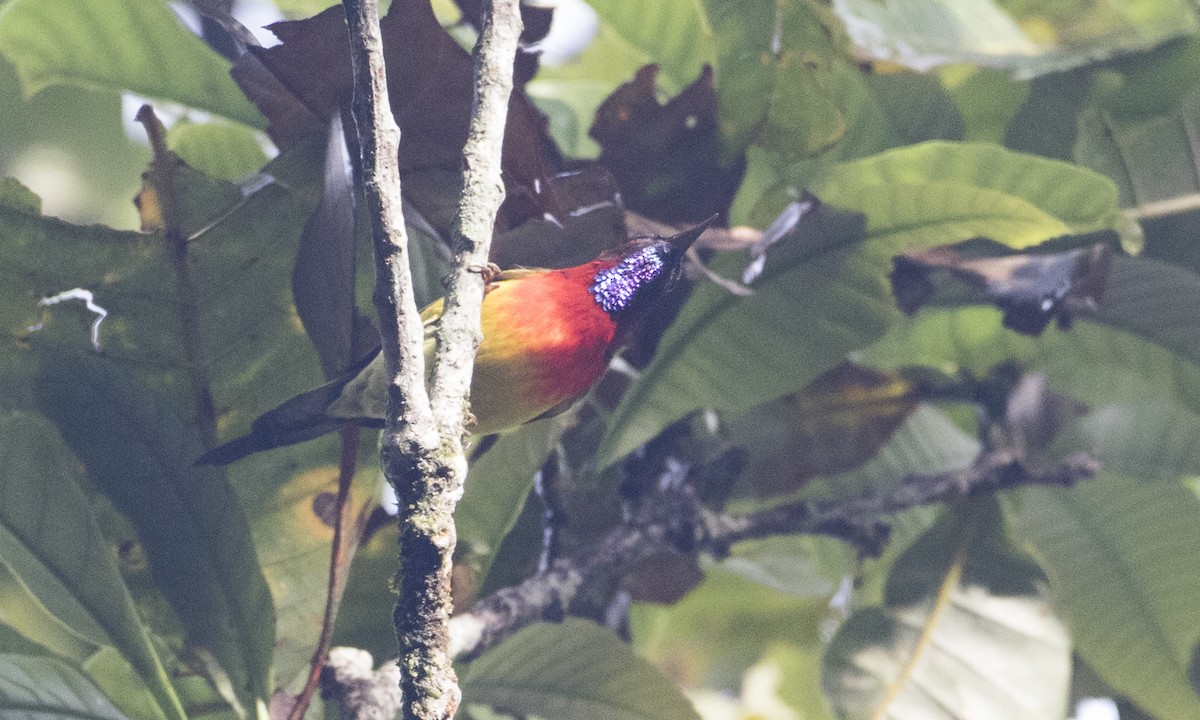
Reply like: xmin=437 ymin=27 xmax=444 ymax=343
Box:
xmin=196 ymin=349 xmax=382 ymax=466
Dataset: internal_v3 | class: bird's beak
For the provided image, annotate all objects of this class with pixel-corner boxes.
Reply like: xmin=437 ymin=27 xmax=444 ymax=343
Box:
xmin=665 ymin=214 xmax=720 ymax=259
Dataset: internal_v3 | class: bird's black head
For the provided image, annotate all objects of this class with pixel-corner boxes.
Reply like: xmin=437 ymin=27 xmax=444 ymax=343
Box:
xmin=589 ymin=215 xmax=718 ymax=317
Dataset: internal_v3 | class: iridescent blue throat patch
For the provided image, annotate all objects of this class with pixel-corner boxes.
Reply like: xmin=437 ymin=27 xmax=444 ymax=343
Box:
xmin=589 ymin=243 xmax=672 ymax=315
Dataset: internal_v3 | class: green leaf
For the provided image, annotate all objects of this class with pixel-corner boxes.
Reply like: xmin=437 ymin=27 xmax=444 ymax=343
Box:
xmin=633 ymin=570 xmax=830 ymax=694
xmin=823 ymin=500 xmax=1070 ymax=720
xmin=168 ymin=120 xmax=270 ymax=182
xmin=462 ymin=619 xmax=700 ymax=720
xmin=2 ymin=120 xmax=328 ymax=701
xmin=0 ymin=0 xmax=263 ymax=127
xmin=596 ymin=142 xmax=1129 ymax=466
xmin=0 ymin=553 xmax=100 ymax=664
xmin=1075 ymin=85 xmax=1200 ymax=228
xmin=585 ymin=0 xmax=848 ymax=159
xmin=1005 ymin=473 xmax=1200 ymax=720
xmin=1060 ymin=402 xmax=1200 ymax=479
xmin=0 ymin=653 xmax=131 ymax=720
xmin=816 ymin=143 xmax=1131 ymax=240
xmin=0 ymin=412 xmax=185 ymax=720
xmin=581 ymin=0 xmax=712 ymax=93
xmin=34 ymin=345 xmax=275 ymax=714
xmin=832 ymin=0 xmax=1200 ymax=79
xmin=0 ymin=176 xmax=41 ymax=213
xmin=457 ymin=420 xmax=566 ymax=585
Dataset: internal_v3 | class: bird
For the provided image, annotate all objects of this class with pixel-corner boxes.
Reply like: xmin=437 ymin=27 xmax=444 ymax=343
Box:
xmin=197 ymin=216 xmax=717 ymax=465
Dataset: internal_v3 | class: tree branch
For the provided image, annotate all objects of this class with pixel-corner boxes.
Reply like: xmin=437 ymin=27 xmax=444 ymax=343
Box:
xmin=320 ymin=648 xmax=403 ymax=720
xmin=447 ymin=448 xmax=1098 ymax=661
xmin=342 ymin=0 xmax=521 ymax=717
xmin=428 ymin=0 xmax=522 ymax=435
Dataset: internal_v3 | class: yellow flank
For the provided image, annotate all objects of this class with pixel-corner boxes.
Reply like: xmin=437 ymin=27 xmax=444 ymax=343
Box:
xmin=326 ymin=268 xmax=614 ymax=435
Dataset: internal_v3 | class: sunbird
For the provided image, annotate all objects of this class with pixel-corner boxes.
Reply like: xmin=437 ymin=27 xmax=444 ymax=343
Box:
xmin=197 ymin=217 xmax=716 ymax=465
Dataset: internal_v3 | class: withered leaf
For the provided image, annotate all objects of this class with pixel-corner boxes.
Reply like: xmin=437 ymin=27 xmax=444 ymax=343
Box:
xmin=233 ymin=0 xmax=562 ymax=234
xmin=890 ymin=236 xmax=1114 ymax=335
xmin=591 ymin=65 xmax=744 ymax=225
xmin=730 ymin=363 xmax=942 ymax=499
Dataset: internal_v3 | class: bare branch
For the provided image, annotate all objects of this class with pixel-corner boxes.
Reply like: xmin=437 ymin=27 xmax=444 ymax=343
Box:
xmin=342 ymin=0 xmax=522 ymax=717
xmin=320 ymin=648 xmax=402 ymax=720
xmin=447 ymin=449 xmax=1098 ymax=661
xmin=428 ymin=0 xmax=523 ymax=436
xmin=342 ymin=0 xmax=447 ymax=717
xmin=706 ymin=449 xmax=1099 ymax=555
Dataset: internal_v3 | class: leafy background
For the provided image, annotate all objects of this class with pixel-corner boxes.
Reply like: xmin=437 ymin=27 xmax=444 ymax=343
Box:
xmin=3 ymin=0 xmax=1200 ymax=719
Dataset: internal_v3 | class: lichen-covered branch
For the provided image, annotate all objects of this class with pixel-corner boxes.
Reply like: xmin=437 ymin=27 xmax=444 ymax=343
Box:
xmin=342 ymin=0 xmax=522 ymax=717
xmin=447 ymin=448 xmax=1098 ymax=661
xmin=320 ymin=648 xmax=403 ymax=720
xmin=428 ymin=0 xmax=522 ymax=437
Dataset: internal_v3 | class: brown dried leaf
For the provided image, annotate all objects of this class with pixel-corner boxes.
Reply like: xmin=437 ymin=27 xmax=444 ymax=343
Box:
xmin=890 ymin=236 xmax=1114 ymax=335
xmin=233 ymin=0 xmax=562 ymax=235
xmin=731 ymin=364 xmax=931 ymax=498
xmin=591 ymin=65 xmax=744 ymax=225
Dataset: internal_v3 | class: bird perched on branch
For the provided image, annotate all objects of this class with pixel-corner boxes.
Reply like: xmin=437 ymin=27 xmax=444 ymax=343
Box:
xmin=197 ymin=216 xmax=716 ymax=465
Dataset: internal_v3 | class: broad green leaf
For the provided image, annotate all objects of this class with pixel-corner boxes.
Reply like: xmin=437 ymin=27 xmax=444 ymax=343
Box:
xmin=0 ymin=554 xmax=99 ymax=664
xmin=0 ymin=653 xmax=131 ymax=720
xmin=1075 ymin=86 xmax=1200 ymax=232
xmin=2 ymin=147 xmax=326 ymax=708
xmin=0 ymin=517 xmax=169 ymax=720
xmin=34 ymin=346 xmax=275 ymax=714
xmin=4 ymin=139 xmax=335 ymax=688
xmin=585 ymin=0 xmax=849 ymax=159
xmin=832 ymin=0 xmax=1199 ymax=79
xmin=947 ymin=68 xmax=1029 ymax=145
xmin=815 ymin=143 xmax=1130 ymax=240
xmin=168 ymin=120 xmax=270 ymax=182
xmin=238 ymin=437 xmax=386 ymax=686
xmin=633 ymin=570 xmax=830 ymax=699
xmin=581 ymin=0 xmax=712 ymax=92
xmin=1006 ymin=473 xmax=1200 ymax=720
xmin=0 ymin=412 xmax=184 ymax=720
xmin=463 ymin=619 xmax=700 ymax=720
xmin=0 ymin=0 xmax=263 ymax=127
xmin=1060 ymin=402 xmax=1200 ymax=479
xmin=457 ymin=420 xmax=567 ymax=585
xmin=823 ymin=501 xmax=1070 ymax=720
xmin=596 ymin=142 xmax=1128 ymax=466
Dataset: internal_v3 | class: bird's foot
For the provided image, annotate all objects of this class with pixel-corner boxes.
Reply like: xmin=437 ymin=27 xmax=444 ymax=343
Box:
xmin=468 ymin=262 xmax=503 ymax=287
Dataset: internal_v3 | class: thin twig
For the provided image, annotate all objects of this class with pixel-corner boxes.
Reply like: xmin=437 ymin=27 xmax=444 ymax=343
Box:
xmin=288 ymin=425 xmax=364 ymax=720
xmin=706 ymin=449 xmax=1098 ymax=554
xmin=135 ymin=105 xmax=218 ymax=449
